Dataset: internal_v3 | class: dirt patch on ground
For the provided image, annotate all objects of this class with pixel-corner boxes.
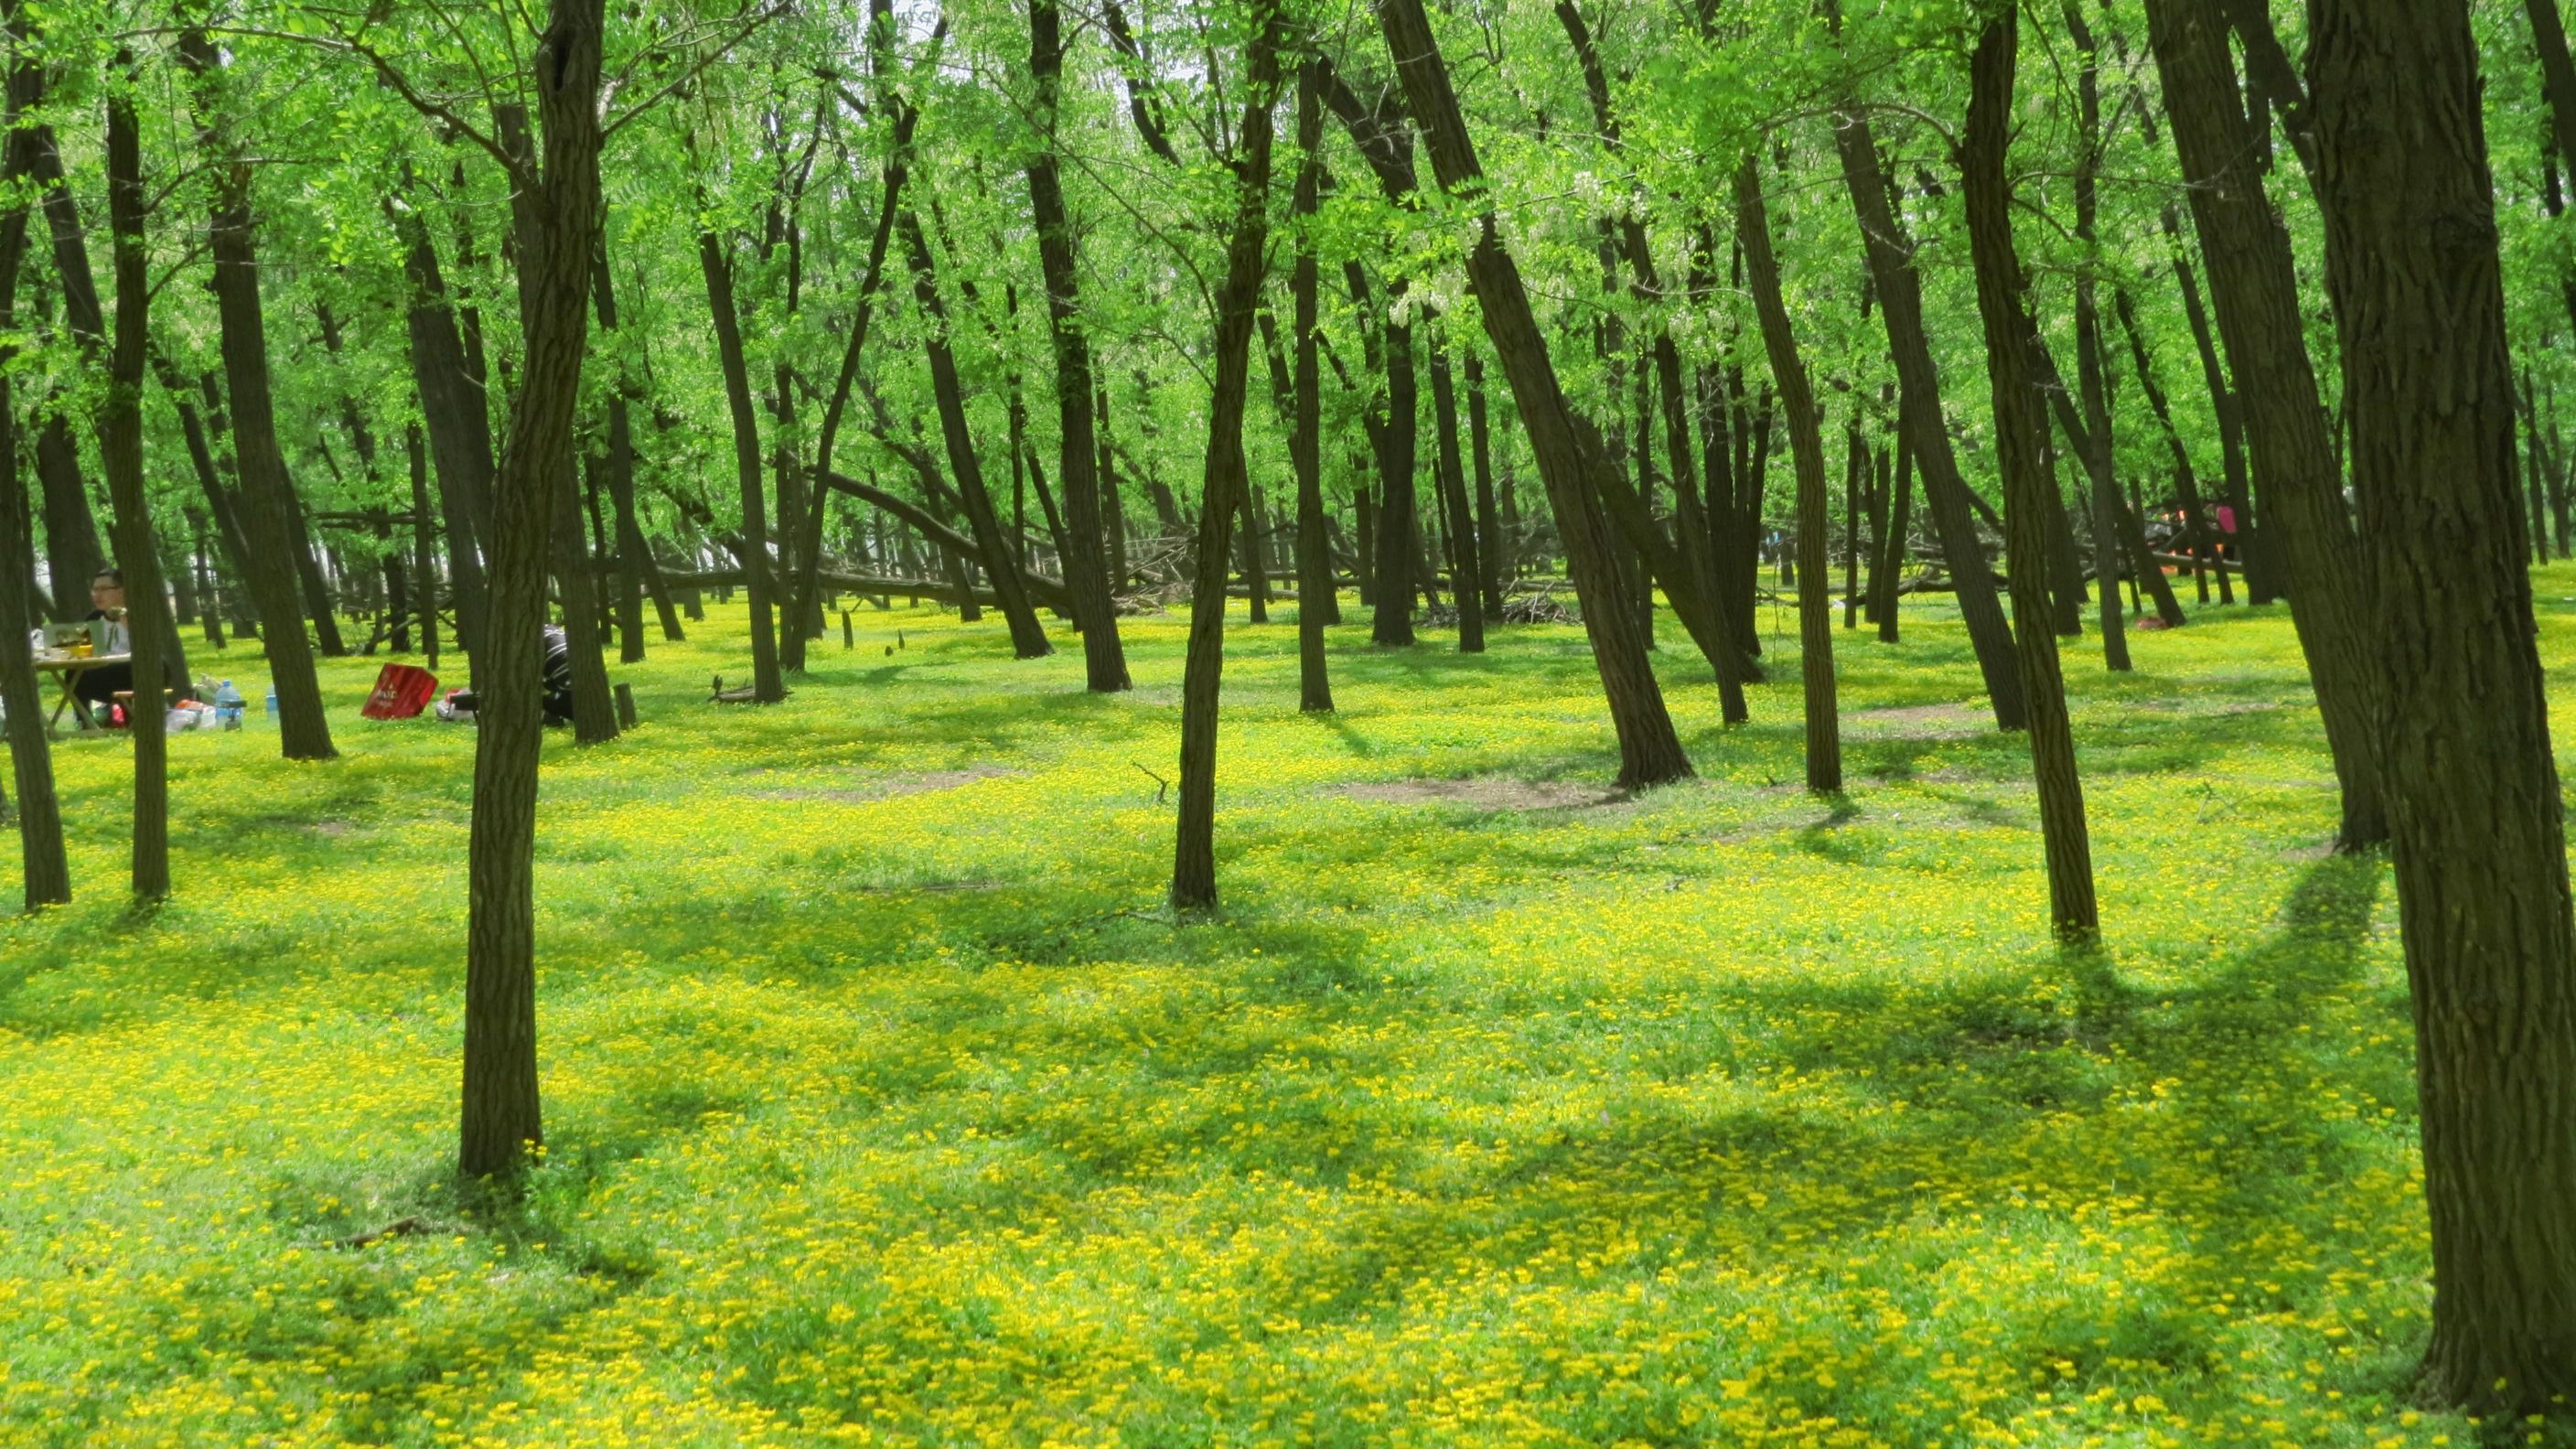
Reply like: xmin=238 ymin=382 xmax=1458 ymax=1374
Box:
xmin=1843 ymin=703 xmax=1992 ymax=737
xmin=1336 ymin=778 xmax=1626 ymax=811
xmin=756 ymin=766 xmax=1016 ymax=804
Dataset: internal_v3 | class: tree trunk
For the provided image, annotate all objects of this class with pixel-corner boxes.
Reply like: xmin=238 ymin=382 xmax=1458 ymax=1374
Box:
xmin=177 ymin=27 xmax=335 ymax=762
xmin=1170 ymin=5 xmax=1284 ymax=911
xmin=0 ymin=54 xmax=65 ymax=908
xmin=2312 ymin=0 xmax=2576 ymax=1410
xmin=29 ymin=407 xmax=94 ymax=618
xmin=2116 ymin=284 xmax=2233 ymax=605
xmin=1292 ymin=61 xmax=1332 ymax=712
xmin=1735 ymin=155 xmax=1839 ymax=793
xmin=786 ymin=0 xmax=917 ymax=673
xmin=698 ymin=224 xmax=787 ymax=702
xmin=459 ymin=0 xmax=605 ymax=1181
xmin=98 ymin=59 xmax=166 ymax=898
xmin=593 ymin=247 xmax=677 ymax=656
xmin=1426 ymin=321 xmax=1484 ymax=652
xmin=1027 ymin=0 xmax=1128 ymax=690
xmin=1874 ymin=423 xmax=1912 ymax=641
xmin=2147 ymin=0 xmax=2386 ymax=849
xmin=2163 ymin=205 xmax=2270 ymax=602
xmin=1465 ymin=353 xmax=1504 ymax=616
xmin=388 ymin=184 xmax=493 ymax=656
xmin=1376 ymin=0 xmax=1691 ymax=788
xmin=1829 ymin=101 xmax=2025 ymax=730
xmin=898 ymin=211 xmax=1053 ymax=659
xmin=1963 ymin=14 xmax=2097 ymax=942
xmin=407 ymin=424 xmax=440 ymax=671
xmin=500 ymin=103 xmax=617 ymax=741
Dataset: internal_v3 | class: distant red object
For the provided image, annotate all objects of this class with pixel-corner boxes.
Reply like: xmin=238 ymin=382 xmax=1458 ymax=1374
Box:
xmin=361 ymin=663 xmax=439 ymax=720
xmin=2215 ymin=504 xmax=2238 ymax=535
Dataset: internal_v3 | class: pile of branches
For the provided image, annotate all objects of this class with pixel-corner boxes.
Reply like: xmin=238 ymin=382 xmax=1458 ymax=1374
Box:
xmin=1114 ymin=532 xmax=1197 ymax=612
xmin=1498 ymin=580 xmax=1580 ymax=625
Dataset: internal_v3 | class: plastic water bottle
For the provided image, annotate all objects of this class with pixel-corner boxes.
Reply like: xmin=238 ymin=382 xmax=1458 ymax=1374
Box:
xmin=214 ymin=680 xmax=243 ymax=731
xmin=263 ymin=685 xmax=278 ymax=719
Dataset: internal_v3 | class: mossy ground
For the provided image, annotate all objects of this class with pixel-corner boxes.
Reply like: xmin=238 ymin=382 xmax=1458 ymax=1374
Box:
xmin=1 ymin=570 xmax=2566 ymax=1448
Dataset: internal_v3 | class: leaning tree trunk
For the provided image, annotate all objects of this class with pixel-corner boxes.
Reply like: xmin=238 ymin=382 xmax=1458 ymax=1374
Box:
xmin=1963 ymin=14 xmax=2097 ymax=942
xmin=1733 ymin=155 xmax=1838 ymax=794
xmin=177 ymin=27 xmax=334 ymax=762
xmin=1169 ymin=3 xmax=1284 ymax=912
xmin=2146 ymin=0 xmax=2385 ymax=849
xmin=1829 ymin=102 xmax=2026 ymax=730
xmin=1376 ymin=0 xmax=1691 ymax=788
xmin=2312 ymin=0 xmax=2576 ymax=1411
xmin=458 ymin=0 xmax=605 ymax=1182
xmin=898 ymin=210 xmax=1053 ymax=660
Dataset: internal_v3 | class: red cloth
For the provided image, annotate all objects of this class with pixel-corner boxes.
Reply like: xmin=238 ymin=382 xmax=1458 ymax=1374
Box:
xmin=2215 ymin=504 xmax=2238 ymax=535
xmin=360 ymin=663 xmax=439 ymax=720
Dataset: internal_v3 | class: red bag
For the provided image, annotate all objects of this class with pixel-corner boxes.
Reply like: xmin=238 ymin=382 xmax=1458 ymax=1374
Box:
xmin=361 ymin=663 xmax=439 ymax=720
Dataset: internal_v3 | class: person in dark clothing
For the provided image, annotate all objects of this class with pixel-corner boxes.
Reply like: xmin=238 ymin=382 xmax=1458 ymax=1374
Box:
xmin=539 ymin=624 xmax=574 ymax=724
xmin=71 ymin=568 xmax=134 ymax=721
xmin=445 ymin=625 xmax=575 ymax=725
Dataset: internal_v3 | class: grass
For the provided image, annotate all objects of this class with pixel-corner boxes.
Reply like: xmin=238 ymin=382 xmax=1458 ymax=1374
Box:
xmin=4 ymin=567 xmax=2571 ymax=1447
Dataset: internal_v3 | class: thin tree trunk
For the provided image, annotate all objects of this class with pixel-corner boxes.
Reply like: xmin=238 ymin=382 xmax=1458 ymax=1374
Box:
xmin=1170 ymin=5 xmax=1284 ymax=911
xmin=407 ymin=424 xmax=440 ymax=672
xmin=387 ymin=183 xmax=492 ymax=655
xmin=177 ymin=27 xmax=335 ymax=762
xmin=698 ymin=224 xmax=787 ymax=702
xmin=98 ymin=58 xmax=165 ymax=898
xmin=2312 ymin=0 xmax=2576 ymax=1410
xmin=1735 ymin=155 xmax=1838 ymax=793
xmin=1027 ymin=0 xmax=1128 ymax=690
xmin=1964 ymin=14 xmax=2096 ymax=941
xmin=1465 ymin=353 xmax=1504 ymax=616
xmin=2163 ymin=206 xmax=2269 ymax=601
xmin=1293 ymin=62 xmax=1332 ymax=712
xmin=2116 ymin=284 xmax=2232 ymax=604
xmin=1426 ymin=321 xmax=1483 ymax=652
xmin=0 ymin=46 xmax=64 ymax=908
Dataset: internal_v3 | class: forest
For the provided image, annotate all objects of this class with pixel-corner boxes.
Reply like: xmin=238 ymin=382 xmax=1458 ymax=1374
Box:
xmin=0 ymin=0 xmax=2571 ymax=1442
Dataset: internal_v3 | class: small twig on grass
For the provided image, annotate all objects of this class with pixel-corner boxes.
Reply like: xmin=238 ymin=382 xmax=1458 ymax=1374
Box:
xmin=334 ymin=1216 xmax=435 ymax=1250
xmin=1132 ymin=762 xmax=1170 ymax=804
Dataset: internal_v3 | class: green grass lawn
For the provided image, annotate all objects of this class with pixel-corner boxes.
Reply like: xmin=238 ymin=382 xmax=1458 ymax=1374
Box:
xmin=3 ymin=570 xmax=2566 ymax=1448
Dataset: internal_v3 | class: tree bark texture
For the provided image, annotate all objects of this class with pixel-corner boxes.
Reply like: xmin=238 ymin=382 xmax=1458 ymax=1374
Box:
xmin=2147 ymin=0 xmax=2386 ymax=848
xmin=177 ymin=27 xmax=336 ymax=762
xmin=1963 ymin=15 xmax=2098 ymax=942
xmin=1376 ymin=0 xmax=1692 ymax=788
xmin=1170 ymin=5 xmax=1283 ymax=911
xmin=1027 ymin=0 xmax=1128 ymax=690
xmin=1830 ymin=106 xmax=2026 ymax=730
xmin=1734 ymin=155 xmax=1838 ymax=793
xmin=2312 ymin=0 xmax=2576 ymax=1410
xmin=459 ymin=0 xmax=605 ymax=1181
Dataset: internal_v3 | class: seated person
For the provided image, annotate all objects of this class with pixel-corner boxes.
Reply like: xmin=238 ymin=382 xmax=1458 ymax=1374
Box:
xmin=70 ymin=568 xmax=134 ymax=721
xmin=445 ymin=625 xmax=576 ymax=726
